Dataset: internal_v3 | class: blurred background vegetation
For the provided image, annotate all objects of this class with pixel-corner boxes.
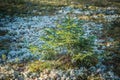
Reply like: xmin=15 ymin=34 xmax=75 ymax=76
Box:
xmin=0 ymin=0 xmax=120 ymax=16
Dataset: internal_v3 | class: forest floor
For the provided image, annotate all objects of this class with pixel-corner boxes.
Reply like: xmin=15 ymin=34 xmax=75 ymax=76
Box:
xmin=0 ymin=0 xmax=120 ymax=80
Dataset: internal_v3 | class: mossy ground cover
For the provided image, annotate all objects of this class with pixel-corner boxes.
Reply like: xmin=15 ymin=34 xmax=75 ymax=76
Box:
xmin=0 ymin=0 xmax=120 ymax=79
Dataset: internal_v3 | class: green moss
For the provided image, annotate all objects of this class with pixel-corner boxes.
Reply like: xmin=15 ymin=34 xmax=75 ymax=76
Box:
xmin=2 ymin=54 xmax=7 ymax=61
xmin=29 ymin=45 xmax=39 ymax=54
xmin=28 ymin=56 xmax=74 ymax=72
xmin=28 ymin=60 xmax=54 ymax=72
xmin=28 ymin=53 xmax=98 ymax=72
xmin=72 ymin=53 xmax=98 ymax=68
xmin=56 ymin=55 xmax=74 ymax=70
xmin=87 ymin=74 xmax=104 ymax=80
xmin=40 ymin=17 xmax=95 ymax=60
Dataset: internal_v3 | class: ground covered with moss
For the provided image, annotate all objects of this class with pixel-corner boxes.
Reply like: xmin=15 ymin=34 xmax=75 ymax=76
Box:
xmin=0 ymin=0 xmax=120 ymax=80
